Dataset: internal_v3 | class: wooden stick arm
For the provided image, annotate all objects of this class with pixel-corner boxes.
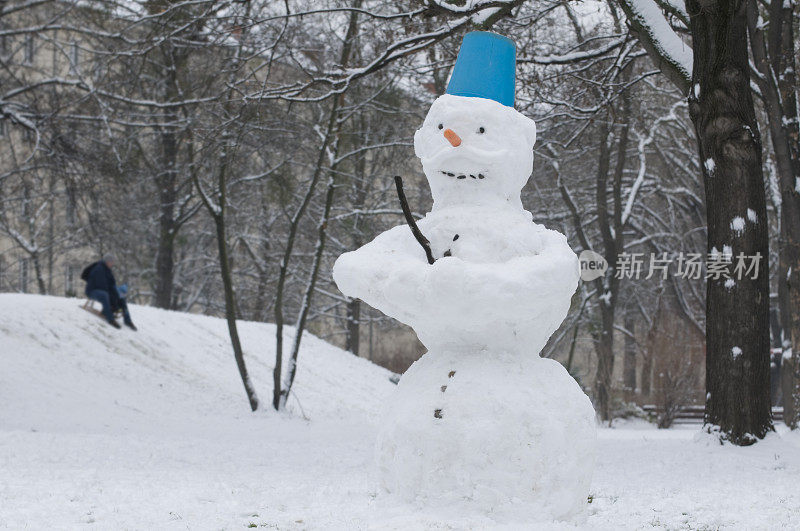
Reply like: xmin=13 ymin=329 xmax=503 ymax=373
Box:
xmin=394 ymin=175 xmax=435 ymax=265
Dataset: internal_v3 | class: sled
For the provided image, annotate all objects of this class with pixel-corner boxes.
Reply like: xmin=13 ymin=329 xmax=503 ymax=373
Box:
xmin=80 ymin=299 xmax=121 ymax=321
xmin=80 ymin=299 xmax=106 ymax=320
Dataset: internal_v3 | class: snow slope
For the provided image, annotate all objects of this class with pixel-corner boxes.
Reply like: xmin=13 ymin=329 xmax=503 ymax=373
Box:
xmin=2 ymin=294 xmax=800 ymax=529
xmin=0 ymin=294 xmax=396 ymax=529
xmin=0 ymin=294 xmax=394 ymax=432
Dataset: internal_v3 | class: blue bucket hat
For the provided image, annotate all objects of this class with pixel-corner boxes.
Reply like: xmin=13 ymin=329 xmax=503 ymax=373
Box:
xmin=445 ymin=31 xmax=517 ymax=107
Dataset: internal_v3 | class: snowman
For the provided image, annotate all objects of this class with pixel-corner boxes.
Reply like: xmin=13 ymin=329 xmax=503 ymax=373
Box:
xmin=333 ymin=32 xmax=596 ymax=522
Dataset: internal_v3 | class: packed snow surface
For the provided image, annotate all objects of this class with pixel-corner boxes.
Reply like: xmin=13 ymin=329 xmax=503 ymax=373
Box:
xmin=2 ymin=294 xmax=800 ymax=528
xmin=0 ymin=294 xmax=392 ymax=424
xmin=376 ymin=352 xmax=596 ymax=522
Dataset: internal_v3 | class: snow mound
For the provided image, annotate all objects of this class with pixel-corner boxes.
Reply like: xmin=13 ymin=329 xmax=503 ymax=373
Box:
xmin=376 ymin=353 xmax=596 ymax=523
xmin=0 ymin=294 xmax=394 ymax=432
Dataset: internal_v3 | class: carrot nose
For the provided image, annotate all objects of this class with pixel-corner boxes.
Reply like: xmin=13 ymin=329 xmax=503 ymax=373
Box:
xmin=443 ymin=129 xmax=461 ymax=147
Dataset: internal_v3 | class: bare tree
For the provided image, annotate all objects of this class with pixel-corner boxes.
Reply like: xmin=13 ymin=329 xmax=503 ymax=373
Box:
xmin=617 ymin=0 xmax=773 ymax=443
xmin=746 ymin=0 xmax=800 ymax=429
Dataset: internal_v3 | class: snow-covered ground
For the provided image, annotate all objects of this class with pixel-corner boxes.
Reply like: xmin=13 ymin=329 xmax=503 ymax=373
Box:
xmin=1 ymin=294 xmax=799 ymax=529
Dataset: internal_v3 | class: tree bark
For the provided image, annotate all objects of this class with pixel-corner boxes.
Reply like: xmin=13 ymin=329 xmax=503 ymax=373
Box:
xmin=747 ymin=0 xmax=800 ymax=429
xmin=623 ymin=314 xmax=636 ymax=401
xmin=641 ymin=351 xmax=652 ymax=398
xmin=47 ymin=175 xmax=54 ymax=294
xmin=32 ymin=252 xmax=46 ymax=295
xmin=213 ymin=206 xmax=259 ymax=411
xmin=687 ymin=0 xmax=772 ymax=443
xmin=253 ymin=260 xmax=270 ymax=322
xmin=594 ymin=308 xmax=615 ymax=421
xmin=279 ymin=172 xmax=339 ymax=409
xmin=273 ymin=0 xmax=362 ymax=410
xmin=343 ymin=145 xmax=368 ymax=355
xmin=153 ymin=134 xmax=177 ymax=309
xmin=592 ymin=101 xmax=629 ymax=421
xmin=189 ymin=1 xmax=260 ymax=410
xmin=194 ymin=127 xmax=260 ymax=411
xmin=273 ymin=101 xmax=340 ymax=410
xmin=782 ymin=355 xmax=797 ymax=424
xmin=153 ymin=44 xmax=180 ymax=310
xmin=561 ymin=114 xmax=623 ymax=422
xmin=345 ymin=298 xmax=361 ymax=356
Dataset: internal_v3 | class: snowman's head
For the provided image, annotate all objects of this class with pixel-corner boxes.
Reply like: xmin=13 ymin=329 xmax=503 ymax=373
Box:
xmin=414 ymin=94 xmax=537 ymax=210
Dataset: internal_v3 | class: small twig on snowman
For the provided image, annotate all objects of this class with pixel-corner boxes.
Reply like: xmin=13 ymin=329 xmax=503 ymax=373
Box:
xmin=394 ymin=175 xmax=435 ymax=265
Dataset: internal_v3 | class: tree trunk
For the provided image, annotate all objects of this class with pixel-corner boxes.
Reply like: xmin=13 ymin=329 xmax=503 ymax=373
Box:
xmin=154 ymin=169 xmax=176 ymax=309
xmin=253 ymin=262 xmax=270 ymax=322
xmin=273 ymin=105 xmax=339 ymax=409
xmin=769 ymin=308 xmax=783 ymax=404
xmin=771 ymin=0 xmax=800 ymax=432
xmin=595 ymin=305 xmax=615 ymax=421
xmin=47 ymin=175 xmax=54 ymax=294
xmin=273 ymin=0 xmax=362 ymax=410
xmin=623 ymin=314 xmax=636 ymax=401
xmin=781 ymin=187 xmax=800 ymax=429
xmin=187 ymin=2 xmax=260 ymax=411
xmin=153 ymin=40 xmax=182 ymax=310
xmin=687 ymin=0 xmax=772 ymax=443
xmin=214 ymin=210 xmax=259 ymax=411
xmin=194 ymin=125 xmax=260 ymax=411
xmin=345 ymin=298 xmax=361 ymax=356
xmin=32 ymin=253 xmax=46 ymax=295
xmin=782 ymin=355 xmax=797 ymax=425
xmin=592 ymin=111 xmax=625 ymax=422
xmin=641 ymin=351 xmax=652 ymax=398
xmin=767 ymin=0 xmax=800 ymax=431
xmin=747 ymin=0 xmax=800 ymax=429
xmin=279 ymin=173 xmax=339 ymax=409
xmin=343 ymin=133 xmax=368 ymax=356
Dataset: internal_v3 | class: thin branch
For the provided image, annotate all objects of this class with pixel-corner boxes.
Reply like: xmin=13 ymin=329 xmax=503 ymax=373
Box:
xmin=394 ymin=176 xmax=435 ymax=265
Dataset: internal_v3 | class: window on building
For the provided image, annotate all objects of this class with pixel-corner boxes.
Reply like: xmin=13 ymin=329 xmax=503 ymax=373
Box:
xmin=69 ymin=41 xmax=79 ymax=74
xmin=65 ymin=264 xmax=75 ymax=296
xmin=20 ymin=259 xmax=29 ymax=293
xmin=23 ymin=34 xmax=34 ymax=65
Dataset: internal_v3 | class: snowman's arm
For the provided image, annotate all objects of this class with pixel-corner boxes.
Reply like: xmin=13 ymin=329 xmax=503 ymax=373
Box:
xmin=521 ymin=228 xmax=581 ymax=297
xmin=333 ymin=225 xmax=432 ymax=321
xmin=424 ymin=229 xmax=579 ymax=320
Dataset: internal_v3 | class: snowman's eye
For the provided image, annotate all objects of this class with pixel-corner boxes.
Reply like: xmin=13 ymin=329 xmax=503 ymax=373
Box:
xmin=438 ymin=123 xmax=443 ymax=130
xmin=478 ymin=126 xmax=485 ymax=134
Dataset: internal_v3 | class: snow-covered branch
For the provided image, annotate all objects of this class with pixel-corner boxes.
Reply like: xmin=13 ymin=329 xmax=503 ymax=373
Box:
xmin=617 ymin=0 xmax=692 ymax=93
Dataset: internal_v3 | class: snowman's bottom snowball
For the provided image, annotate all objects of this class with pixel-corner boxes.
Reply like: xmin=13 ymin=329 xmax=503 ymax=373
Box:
xmin=375 ymin=350 xmax=597 ymax=523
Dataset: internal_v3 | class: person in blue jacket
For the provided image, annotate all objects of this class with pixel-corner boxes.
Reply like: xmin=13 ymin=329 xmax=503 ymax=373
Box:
xmin=83 ymin=254 xmax=137 ymax=330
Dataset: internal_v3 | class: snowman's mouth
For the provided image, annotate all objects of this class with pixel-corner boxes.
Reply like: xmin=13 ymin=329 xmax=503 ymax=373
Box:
xmin=439 ymin=170 xmax=486 ymax=180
